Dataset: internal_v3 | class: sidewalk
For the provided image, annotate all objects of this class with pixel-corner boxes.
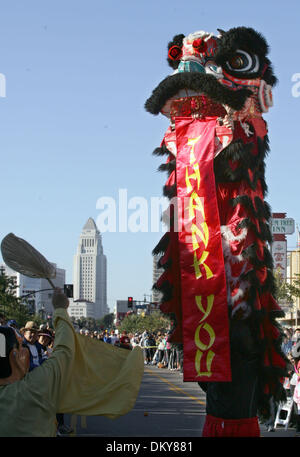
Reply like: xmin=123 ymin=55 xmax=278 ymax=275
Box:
xmin=149 ymin=364 xmax=298 ymax=437
xmin=260 ymin=423 xmax=298 ymax=438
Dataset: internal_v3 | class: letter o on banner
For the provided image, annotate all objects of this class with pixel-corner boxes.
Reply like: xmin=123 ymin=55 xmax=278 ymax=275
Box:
xmin=194 ymin=322 xmax=215 ymax=351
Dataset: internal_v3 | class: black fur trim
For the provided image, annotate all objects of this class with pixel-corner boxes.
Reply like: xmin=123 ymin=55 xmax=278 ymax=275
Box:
xmin=161 ymin=208 xmax=173 ymax=230
xmin=258 ymin=220 xmax=273 ymax=243
xmin=214 ymin=130 xmax=268 ymax=170
xmin=145 ymin=72 xmax=252 ymax=115
xmin=257 ymin=135 xmax=270 ymax=156
xmin=167 ymin=34 xmax=185 ymax=70
xmin=270 ymin=308 xmax=286 ymax=319
xmin=215 ymin=27 xmax=277 ymax=86
xmin=231 ymin=195 xmax=271 ymax=222
xmin=241 ymin=269 xmax=277 ymax=296
xmin=152 ymin=233 xmax=170 ymax=255
xmin=259 ymin=177 xmax=268 ymax=197
xmin=221 ymin=139 xmax=254 ymax=163
xmin=214 ymin=133 xmax=270 ymax=194
xmin=216 ymin=27 xmax=269 ymax=61
xmin=163 ymin=183 xmax=177 ymax=199
xmin=152 ymin=280 xmax=173 ymax=302
xmin=158 ymin=160 xmax=176 ymax=175
xmin=237 ymin=218 xmax=272 ymax=243
xmin=242 ymin=244 xmax=274 ymax=270
xmin=157 ymin=256 xmax=172 ymax=271
xmin=254 ymin=197 xmax=272 ymax=221
xmin=152 ymin=144 xmax=172 ymax=156
xmin=262 ymin=59 xmax=277 ymax=87
xmin=214 ymin=140 xmax=255 ymax=183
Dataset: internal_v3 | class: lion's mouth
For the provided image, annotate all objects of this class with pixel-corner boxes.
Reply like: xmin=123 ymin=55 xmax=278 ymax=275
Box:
xmin=145 ymin=72 xmax=252 ymax=120
xmin=168 ymin=94 xmax=239 ymax=133
xmin=169 ymin=94 xmax=227 ymax=120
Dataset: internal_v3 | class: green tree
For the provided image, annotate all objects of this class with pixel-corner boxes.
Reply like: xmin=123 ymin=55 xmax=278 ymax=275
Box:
xmin=285 ymin=274 xmax=300 ymax=299
xmin=118 ymin=313 xmax=142 ymax=334
xmin=76 ymin=317 xmax=88 ymax=329
xmin=119 ymin=310 xmax=171 ymax=334
xmin=74 ymin=314 xmax=115 ymax=332
xmin=0 ymin=272 xmax=33 ymax=327
xmin=85 ymin=317 xmax=96 ymax=331
xmin=96 ymin=313 xmax=114 ymax=330
xmin=274 ymin=270 xmax=294 ymax=304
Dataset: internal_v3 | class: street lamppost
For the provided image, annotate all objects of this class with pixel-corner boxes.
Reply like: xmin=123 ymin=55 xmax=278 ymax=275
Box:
xmin=0 ymin=266 xmax=4 ymax=318
xmin=38 ymin=305 xmax=45 ymax=321
xmin=144 ymin=293 xmax=152 ymax=314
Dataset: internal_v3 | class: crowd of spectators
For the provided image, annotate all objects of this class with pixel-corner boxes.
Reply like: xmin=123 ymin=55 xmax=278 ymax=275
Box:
xmin=1 ymin=314 xmax=181 ymax=373
xmin=0 ymin=309 xmax=141 ymax=436
xmin=78 ymin=328 xmax=131 ymax=349
xmin=0 ymin=313 xmax=73 ymax=436
xmin=8 ymin=311 xmax=300 ymax=434
xmin=130 ymin=330 xmax=183 ymax=373
xmin=77 ymin=326 xmax=183 ymax=370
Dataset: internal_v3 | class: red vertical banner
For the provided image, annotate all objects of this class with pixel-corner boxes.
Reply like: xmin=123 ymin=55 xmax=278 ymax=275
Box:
xmin=175 ymin=117 xmax=231 ymax=382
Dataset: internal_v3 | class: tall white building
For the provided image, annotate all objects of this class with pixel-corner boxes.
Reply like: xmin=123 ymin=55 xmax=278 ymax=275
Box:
xmin=73 ymin=217 xmax=108 ymax=319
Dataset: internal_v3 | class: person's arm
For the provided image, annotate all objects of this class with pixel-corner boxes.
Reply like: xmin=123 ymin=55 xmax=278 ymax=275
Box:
xmin=50 ymin=288 xmax=75 ymax=364
xmin=24 ymin=289 xmax=75 ymax=405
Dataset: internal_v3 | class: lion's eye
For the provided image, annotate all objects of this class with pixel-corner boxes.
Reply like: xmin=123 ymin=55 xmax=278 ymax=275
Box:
xmin=229 ymin=55 xmax=245 ymax=69
xmin=226 ymin=50 xmax=259 ymax=74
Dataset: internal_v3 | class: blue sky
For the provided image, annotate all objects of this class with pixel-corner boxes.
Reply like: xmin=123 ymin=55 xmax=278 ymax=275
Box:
xmin=0 ymin=0 xmax=299 ymax=311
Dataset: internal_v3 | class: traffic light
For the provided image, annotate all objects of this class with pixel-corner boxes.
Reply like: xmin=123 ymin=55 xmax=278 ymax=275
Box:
xmin=64 ymin=284 xmax=74 ymax=298
xmin=127 ymin=297 xmax=133 ymax=308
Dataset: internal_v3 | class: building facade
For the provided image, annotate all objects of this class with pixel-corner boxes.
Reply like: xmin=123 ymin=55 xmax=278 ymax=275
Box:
xmin=0 ymin=262 xmax=65 ymax=317
xmin=152 ymin=254 xmax=163 ymax=304
xmin=67 ymin=298 xmax=95 ymax=320
xmin=73 ymin=217 xmax=108 ymax=319
xmin=114 ymin=300 xmax=130 ymax=326
xmin=283 ymin=248 xmax=300 ymax=327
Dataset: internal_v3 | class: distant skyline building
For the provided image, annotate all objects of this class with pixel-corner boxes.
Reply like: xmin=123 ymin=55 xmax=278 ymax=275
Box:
xmin=152 ymin=255 xmax=163 ymax=304
xmin=0 ymin=262 xmax=65 ymax=317
xmin=67 ymin=298 xmax=95 ymax=320
xmin=282 ymin=248 xmax=300 ymax=327
xmin=73 ymin=217 xmax=108 ymax=319
xmin=114 ymin=300 xmax=130 ymax=327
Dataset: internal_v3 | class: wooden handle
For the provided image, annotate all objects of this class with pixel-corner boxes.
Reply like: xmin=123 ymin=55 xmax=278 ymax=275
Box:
xmin=47 ymin=278 xmax=56 ymax=289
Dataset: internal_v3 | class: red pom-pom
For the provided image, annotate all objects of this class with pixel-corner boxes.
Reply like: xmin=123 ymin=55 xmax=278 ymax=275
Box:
xmin=192 ymin=38 xmax=207 ymax=53
xmin=168 ymin=45 xmax=182 ymax=61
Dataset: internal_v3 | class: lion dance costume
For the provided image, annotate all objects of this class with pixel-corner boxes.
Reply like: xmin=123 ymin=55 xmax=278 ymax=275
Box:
xmin=145 ymin=27 xmax=288 ymax=437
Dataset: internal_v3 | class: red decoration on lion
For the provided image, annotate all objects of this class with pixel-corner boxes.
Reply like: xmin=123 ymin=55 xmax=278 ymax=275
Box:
xmin=145 ymin=27 xmax=288 ymax=437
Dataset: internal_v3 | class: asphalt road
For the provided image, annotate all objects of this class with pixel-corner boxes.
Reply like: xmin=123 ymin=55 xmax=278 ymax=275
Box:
xmin=63 ymin=364 xmax=298 ymax=440
xmin=65 ymin=365 xmax=206 ymax=437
